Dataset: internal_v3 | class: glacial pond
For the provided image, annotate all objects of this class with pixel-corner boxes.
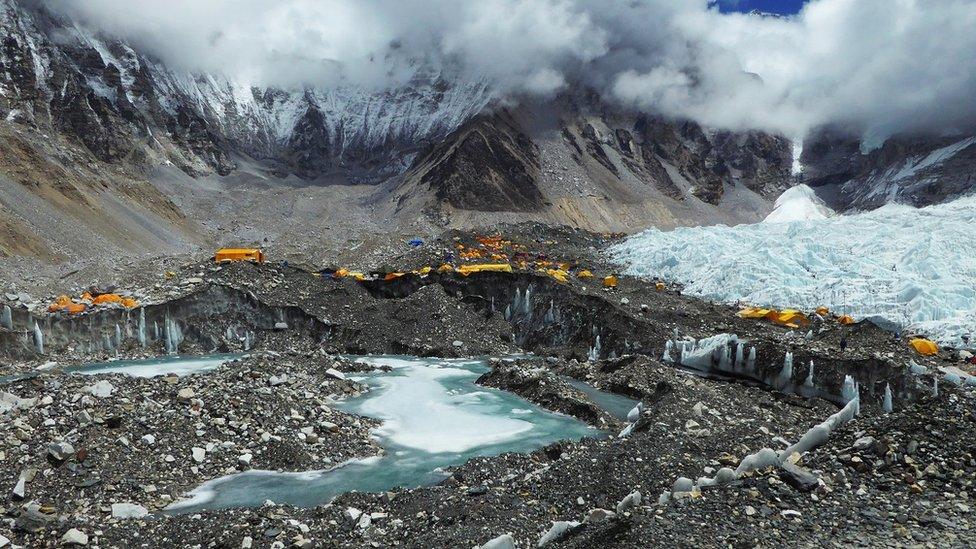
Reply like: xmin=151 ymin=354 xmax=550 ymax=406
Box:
xmin=166 ymin=355 xmax=606 ymax=513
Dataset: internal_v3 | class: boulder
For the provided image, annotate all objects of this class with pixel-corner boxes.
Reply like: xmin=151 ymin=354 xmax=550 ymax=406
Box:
xmin=85 ymin=380 xmax=115 ymax=398
xmin=60 ymin=528 xmax=88 ymax=546
xmin=111 ymin=502 xmax=149 ymax=519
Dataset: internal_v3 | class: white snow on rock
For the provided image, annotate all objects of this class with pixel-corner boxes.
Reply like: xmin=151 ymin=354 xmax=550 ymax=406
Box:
xmin=610 ymin=196 xmax=976 ymax=345
xmin=763 ymin=184 xmax=834 ymax=223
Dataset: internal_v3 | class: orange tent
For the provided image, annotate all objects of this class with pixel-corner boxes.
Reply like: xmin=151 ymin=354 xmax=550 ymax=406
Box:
xmin=47 ymin=295 xmax=71 ymax=312
xmin=92 ymin=294 xmax=123 ymax=305
xmin=837 ymin=315 xmax=856 ymax=325
xmin=909 ymin=338 xmax=938 ymax=356
xmin=65 ymin=303 xmax=87 ymax=315
xmin=214 ymin=248 xmax=265 ymax=263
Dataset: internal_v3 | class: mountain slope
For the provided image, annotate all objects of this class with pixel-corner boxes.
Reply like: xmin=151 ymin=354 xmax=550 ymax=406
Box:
xmin=35 ymin=0 xmax=976 ymax=271
xmin=800 ymin=130 xmax=976 ymax=211
xmin=392 ymin=99 xmax=793 ymax=232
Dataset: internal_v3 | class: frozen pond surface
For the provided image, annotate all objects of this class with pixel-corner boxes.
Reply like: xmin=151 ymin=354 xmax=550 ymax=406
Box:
xmin=69 ymin=354 xmax=242 ymax=378
xmin=0 ymin=354 xmax=241 ymax=385
xmin=168 ymin=356 xmax=601 ymax=513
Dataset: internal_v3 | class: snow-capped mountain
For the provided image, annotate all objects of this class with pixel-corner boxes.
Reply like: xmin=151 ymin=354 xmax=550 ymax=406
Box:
xmin=0 ymin=0 xmax=492 ymax=180
xmin=2 ymin=0 xmax=973 ymax=263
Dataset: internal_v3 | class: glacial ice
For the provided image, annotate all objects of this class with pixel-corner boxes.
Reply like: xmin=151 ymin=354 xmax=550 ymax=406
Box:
xmin=626 ymin=402 xmax=643 ymax=423
xmin=538 ymin=521 xmax=580 ymax=547
xmin=678 ymin=334 xmax=738 ymax=371
xmin=841 ymin=375 xmax=857 ymax=402
xmin=588 ymin=335 xmax=602 ymax=362
xmin=137 ymin=309 xmax=146 ymax=348
xmin=909 ymin=360 xmax=927 ymax=375
xmin=1 ymin=304 xmax=11 ymax=329
xmin=764 ymin=184 xmax=834 ymax=223
xmin=882 ymin=383 xmax=893 ymax=413
xmin=32 ymin=322 xmax=43 ymax=354
xmin=777 ymin=352 xmax=794 ymax=388
xmin=610 ymin=196 xmax=976 ymax=345
xmin=164 ymin=317 xmax=183 ymax=354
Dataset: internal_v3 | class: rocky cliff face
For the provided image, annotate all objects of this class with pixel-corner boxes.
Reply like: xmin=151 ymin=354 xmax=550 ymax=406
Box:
xmin=801 ymin=129 xmax=976 ymax=210
xmin=394 ymin=97 xmax=794 ymax=231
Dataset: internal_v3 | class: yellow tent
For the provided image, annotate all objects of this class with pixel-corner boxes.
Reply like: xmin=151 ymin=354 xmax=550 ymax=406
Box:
xmin=738 ymin=307 xmax=772 ymax=319
xmin=456 ymin=264 xmax=514 ymax=276
xmin=815 ymin=306 xmax=829 ymax=316
xmin=603 ymin=275 xmax=618 ymax=288
xmin=576 ymin=270 xmax=594 ymax=279
xmin=774 ymin=309 xmax=809 ymax=326
xmin=546 ymin=269 xmax=569 ymax=284
xmin=909 ymin=338 xmax=938 ymax=356
xmin=837 ymin=315 xmax=856 ymax=325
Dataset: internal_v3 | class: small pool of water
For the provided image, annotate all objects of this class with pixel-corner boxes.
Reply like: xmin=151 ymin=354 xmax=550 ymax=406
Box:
xmin=559 ymin=375 xmax=640 ymax=421
xmin=168 ymin=355 xmax=600 ymax=513
xmin=68 ymin=354 xmax=242 ymax=378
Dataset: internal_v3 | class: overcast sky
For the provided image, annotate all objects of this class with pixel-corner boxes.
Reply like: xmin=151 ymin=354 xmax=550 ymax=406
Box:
xmin=46 ymin=0 xmax=976 ymax=146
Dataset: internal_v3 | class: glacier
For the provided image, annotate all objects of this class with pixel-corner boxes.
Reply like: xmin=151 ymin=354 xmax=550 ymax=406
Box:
xmin=610 ymin=195 xmax=976 ymax=346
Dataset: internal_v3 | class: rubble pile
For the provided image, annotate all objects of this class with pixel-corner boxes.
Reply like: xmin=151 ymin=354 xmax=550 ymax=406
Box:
xmin=0 ymin=224 xmax=972 ymax=547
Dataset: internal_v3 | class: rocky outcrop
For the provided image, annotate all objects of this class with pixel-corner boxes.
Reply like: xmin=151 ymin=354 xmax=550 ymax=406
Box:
xmin=801 ymin=129 xmax=976 ymax=210
xmin=407 ymin=112 xmax=545 ymax=212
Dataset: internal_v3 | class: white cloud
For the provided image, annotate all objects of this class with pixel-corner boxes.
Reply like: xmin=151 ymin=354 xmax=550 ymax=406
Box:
xmin=43 ymin=0 xmax=976 ymax=144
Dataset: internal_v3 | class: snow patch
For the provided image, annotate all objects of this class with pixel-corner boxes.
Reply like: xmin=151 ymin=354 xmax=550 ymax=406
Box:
xmin=764 ymin=185 xmax=834 ymax=223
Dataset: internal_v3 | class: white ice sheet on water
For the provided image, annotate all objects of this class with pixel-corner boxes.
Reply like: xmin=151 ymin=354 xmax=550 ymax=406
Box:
xmin=76 ymin=355 xmax=236 ymax=378
xmin=610 ymin=195 xmax=976 ymax=346
xmin=354 ymin=358 xmax=533 ymax=453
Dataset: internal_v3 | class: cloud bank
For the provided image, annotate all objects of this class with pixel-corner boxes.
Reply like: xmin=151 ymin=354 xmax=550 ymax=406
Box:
xmin=45 ymin=0 xmax=976 ymax=144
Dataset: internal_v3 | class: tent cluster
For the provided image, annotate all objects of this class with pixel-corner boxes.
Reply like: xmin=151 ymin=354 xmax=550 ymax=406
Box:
xmin=324 ymin=234 xmax=624 ymax=287
xmin=47 ymin=291 xmax=138 ymax=316
xmin=737 ymin=306 xmax=854 ymax=329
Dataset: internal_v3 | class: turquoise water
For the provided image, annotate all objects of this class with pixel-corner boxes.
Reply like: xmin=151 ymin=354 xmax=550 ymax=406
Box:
xmin=559 ymin=375 xmax=640 ymax=421
xmin=167 ymin=356 xmax=601 ymax=513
